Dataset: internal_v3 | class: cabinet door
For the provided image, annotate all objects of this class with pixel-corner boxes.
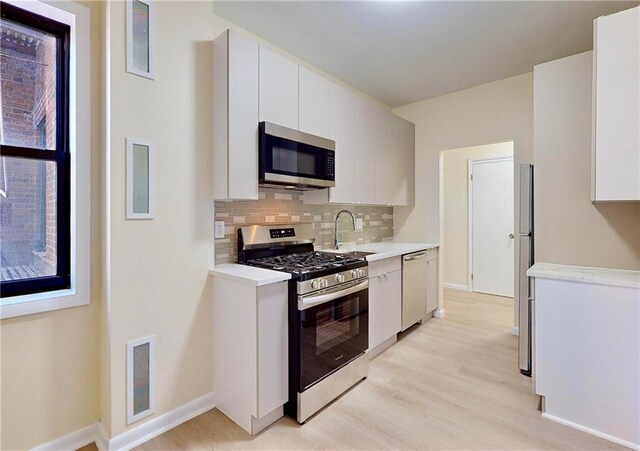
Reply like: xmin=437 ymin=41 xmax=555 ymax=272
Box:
xmin=426 ymin=256 xmax=438 ymax=314
xmin=259 ymin=46 xmax=298 ymax=129
xmin=368 ymin=275 xmax=384 ymax=350
xmin=593 ymin=7 xmax=640 ymax=201
xmin=299 ymin=66 xmax=330 ymax=138
xmin=354 ymin=96 xmax=380 ymax=205
xmin=329 ymin=83 xmax=355 ymax=204
xmin=382 ymin=270 xmax=402 ymax=339
xmin=228 ymin=32 xmax=259 ymax=200
xmin=256 ymin=282 xmax=288 ymax=418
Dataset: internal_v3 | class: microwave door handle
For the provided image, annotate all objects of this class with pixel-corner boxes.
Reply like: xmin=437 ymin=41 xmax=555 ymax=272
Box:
xmin=299 ymin=280 xmax=369 ymax=310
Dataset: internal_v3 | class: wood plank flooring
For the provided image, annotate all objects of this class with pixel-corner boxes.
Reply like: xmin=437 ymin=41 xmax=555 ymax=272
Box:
xmin=83 ymin=289 xmax=623 ymax=450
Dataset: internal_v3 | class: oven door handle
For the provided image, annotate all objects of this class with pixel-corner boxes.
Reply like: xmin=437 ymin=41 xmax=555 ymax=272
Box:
xmin=299 ymin=280 xmax=369 ymax=310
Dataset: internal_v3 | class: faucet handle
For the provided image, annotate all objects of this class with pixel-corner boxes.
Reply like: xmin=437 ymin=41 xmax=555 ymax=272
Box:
xmin=335 ymin=242 xmax=343 ymax=250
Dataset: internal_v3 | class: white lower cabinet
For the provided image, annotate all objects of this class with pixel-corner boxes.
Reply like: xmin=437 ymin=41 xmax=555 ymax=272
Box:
xmin=368 ymin=258 xmax=402 ymax=351
xmin=213 ymin=277 xmax=288 ymax=434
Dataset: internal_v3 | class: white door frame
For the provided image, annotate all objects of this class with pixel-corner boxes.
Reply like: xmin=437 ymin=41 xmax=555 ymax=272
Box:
xmin=467 ymin=156 xmax=514 ymax=293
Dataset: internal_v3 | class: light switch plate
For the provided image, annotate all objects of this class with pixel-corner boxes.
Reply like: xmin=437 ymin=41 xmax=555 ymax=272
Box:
xmin=356 ymin=218 xmax=363 ymax=230
xmin=214 ymin=221 xmax=226 ymax=239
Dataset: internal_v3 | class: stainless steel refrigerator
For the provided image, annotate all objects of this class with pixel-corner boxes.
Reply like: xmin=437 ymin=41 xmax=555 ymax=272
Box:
xmin=518 ymin=164 xmax=534 ymax=376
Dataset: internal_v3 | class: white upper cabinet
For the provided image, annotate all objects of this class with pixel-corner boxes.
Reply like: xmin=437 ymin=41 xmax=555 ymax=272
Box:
xmin=354 ymin=96 xmax=382 ymax=205
xmin=298 ymin=66 xmax=331 ymax=138
xmin=328 ymin=82 xmax=356 ymax=204
xmin=259 ymin=46 xmax=299 ymax=130
xmin=213 ymin=30 xmax=259 ymax=200
xmin=592 ymin=6 xmax=640 ymax=202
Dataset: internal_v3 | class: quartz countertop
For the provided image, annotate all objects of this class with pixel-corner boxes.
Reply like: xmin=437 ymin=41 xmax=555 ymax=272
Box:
xmin=331 ymin=242 xmax=439 ymax=262
xmin=210 ymin=242 xmax=439 ymax=285
xmin=527 ymin=262 xmax=640 ymax=289
xmin=209 ymin=264 xmax=291 ymax=286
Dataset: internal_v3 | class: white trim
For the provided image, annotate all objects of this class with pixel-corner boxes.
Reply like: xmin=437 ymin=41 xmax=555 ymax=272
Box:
xmin=468 ymin=156 xmax=514 ymax=295
xmin=511 ymin=326 xmax=519 ymax=336
xmin=33 ymin=391 xmax=216 ymax=451
xmin=442 ymin=282 xmax=470 ymax=292
xmin=111 ymin=392 xmax=215 ymax=451
xmin=125 ymin=138 xmax=155 ymax=219
xmin=95 ymin=423 xmax=110 ymax=451
xmin=0 ymin=0 xmax=91 ymax=320
xmin=433 ymin=308 xmax=446 ymax=319
xmin=125 ymin=0 xmax=156 ymax=80
xmin=127 ymin=336 xmax=156 ymax=424
xmin=31 ymin=423 xmax=98 ymax=451
xmin=541 ymin=413 xmax=639 ymax=450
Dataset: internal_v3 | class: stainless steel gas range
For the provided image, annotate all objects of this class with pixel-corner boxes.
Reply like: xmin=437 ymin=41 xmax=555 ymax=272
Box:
xmin=237 ymin=224 xmax=369 ymax=424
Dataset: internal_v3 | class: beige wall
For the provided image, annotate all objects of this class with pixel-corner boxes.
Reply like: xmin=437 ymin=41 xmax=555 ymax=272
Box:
xmin=393 ymin=73 xmax=533 ymax=322
xmin=443 ymin=142 xmax=514 ymax=287
xmin=534 ymin=51 xmax=640 ymax=270
xmin=0 ymin=1 xmax=103 ymax=449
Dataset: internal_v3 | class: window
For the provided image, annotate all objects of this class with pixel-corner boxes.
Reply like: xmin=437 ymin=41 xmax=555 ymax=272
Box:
xmin=0 ymin=2 xmax=70 ymax=297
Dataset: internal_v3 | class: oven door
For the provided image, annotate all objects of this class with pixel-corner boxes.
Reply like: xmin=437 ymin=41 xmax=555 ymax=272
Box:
xmin=298 ymin=279 xmax=368 ymax=390
xmin=259 ymin=121 xmax=335 ymax=188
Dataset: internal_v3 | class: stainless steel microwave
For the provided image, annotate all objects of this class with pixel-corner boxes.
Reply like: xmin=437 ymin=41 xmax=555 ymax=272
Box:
xmin=259 ymin=122 xmax=336 ymax=189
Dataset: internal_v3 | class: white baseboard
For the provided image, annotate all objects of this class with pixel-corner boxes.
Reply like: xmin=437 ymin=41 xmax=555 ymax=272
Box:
xmin=442 ymin=282 xmax=470 ymax=292
xmin=32 ymin=392 xmax=216 ymax=451
xmin=108 ymin=392 xmax=216 ymax=450
xmin=511 ymin=326 xmax=519 ymax=336
xmin=32 ymin=422 xmax=98 ymax=451
xmin=434 ymin=308 xmax=445 ymax=319
xmin=541 ymin=413 xmax=639 ymax=450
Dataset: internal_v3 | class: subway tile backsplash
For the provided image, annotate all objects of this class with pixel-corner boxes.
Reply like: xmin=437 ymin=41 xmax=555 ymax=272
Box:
xmin=214 ymin=188 xmax=393 ymax=265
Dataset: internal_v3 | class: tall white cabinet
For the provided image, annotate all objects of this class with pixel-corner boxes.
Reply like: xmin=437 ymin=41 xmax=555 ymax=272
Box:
xmin=212 ymin=30 xmax=259 ymax=200
xmin=592 ymin=6 xmax=640 ymax=202
xmin=298 ymin=66 xmax=331 ymax=138
xmin=259 ymin=46 xmax=299 ymax=130
xmin=328 ymin=83 xmax=356 ymax=203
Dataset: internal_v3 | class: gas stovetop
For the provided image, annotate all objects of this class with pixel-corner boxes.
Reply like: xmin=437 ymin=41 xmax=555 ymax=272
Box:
xmin=247 ymin=251 xmax=364 ymax=276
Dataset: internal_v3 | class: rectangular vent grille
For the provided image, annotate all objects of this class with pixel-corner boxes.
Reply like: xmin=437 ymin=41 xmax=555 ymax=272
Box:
xmin=127 ymin=336 xmax=155 ymax=424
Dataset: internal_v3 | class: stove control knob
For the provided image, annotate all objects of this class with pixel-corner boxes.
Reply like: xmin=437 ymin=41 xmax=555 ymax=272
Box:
xmin=351 ymin=270 xmax=358 ymax=278
xmin=336 ymin=274 xmax=345 ymax=283
xmin=322 ymin=278 xmax=329 ymax=288
xmin=358 ymin=269 xmax=366 ymax=278
xmin=311 ymin=280 xmax=320 ymax=290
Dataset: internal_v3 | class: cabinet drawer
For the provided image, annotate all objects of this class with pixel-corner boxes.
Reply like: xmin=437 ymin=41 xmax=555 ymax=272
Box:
xmin=369 ymin=257 xmax=401 ymax=278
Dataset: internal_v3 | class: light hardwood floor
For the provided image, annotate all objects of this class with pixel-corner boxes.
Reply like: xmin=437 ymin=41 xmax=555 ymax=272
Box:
xmin=83 ymin=289 xmax=623 ymax=450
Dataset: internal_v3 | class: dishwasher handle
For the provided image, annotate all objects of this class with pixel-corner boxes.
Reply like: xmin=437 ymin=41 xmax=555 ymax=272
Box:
xmin=403 ymin=252 xmax=427 ymax=261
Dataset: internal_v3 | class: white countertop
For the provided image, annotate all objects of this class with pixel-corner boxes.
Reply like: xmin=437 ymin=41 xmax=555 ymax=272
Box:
xmin=335 ymin=242 xmax=439 ymax=262
xmin=209 ymin=264 xmax=291 ymax=286
xmin=210 ymin=242 xmax=438 ymax=285
xmin=527 ymin=262 xmax=640 ymax=289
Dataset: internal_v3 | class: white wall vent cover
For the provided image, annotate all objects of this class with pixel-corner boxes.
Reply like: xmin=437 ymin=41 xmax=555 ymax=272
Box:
xmin=127 ymin=335 xmax=156 ymax=424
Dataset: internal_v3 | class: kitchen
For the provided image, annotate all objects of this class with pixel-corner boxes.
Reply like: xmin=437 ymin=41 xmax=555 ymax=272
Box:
xmin=0 ymin=1 xmax=639 ymax=451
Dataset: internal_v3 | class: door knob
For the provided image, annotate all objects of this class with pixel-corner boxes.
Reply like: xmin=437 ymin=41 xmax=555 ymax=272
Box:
xmin=509 ymin=233 xmax=515 ymax=239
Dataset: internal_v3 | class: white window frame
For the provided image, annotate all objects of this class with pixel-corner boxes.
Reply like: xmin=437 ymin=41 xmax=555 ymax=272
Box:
xmin=0 ymin=0 xmax=91 ymax=319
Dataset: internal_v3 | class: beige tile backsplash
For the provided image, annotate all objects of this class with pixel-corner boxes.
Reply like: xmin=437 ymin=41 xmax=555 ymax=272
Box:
xmin=214 ymin=188 xmax=394 ymax=264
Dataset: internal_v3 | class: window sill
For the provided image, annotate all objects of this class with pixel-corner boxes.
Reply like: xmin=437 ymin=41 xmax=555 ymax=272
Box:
xmin=0 ymin=288 xmax=89 ymax=319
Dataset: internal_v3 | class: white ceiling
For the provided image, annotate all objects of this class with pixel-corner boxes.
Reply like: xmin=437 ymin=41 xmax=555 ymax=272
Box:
xmin=213 ymin=1 xmax=638 ymax=107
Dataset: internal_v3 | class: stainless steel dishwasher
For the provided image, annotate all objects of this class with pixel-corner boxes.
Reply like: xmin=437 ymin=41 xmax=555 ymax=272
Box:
xmin=402 ymin=251 xmax=428 ymax=331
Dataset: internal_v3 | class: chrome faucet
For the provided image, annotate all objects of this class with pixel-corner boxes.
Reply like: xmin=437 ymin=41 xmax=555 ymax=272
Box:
xmin=334 ymin=209 xmax=356 ymax=250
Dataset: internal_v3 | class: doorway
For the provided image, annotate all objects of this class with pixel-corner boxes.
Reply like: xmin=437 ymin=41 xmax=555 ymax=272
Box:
xmin=439 ymin=141 xmax=515 ymax=300
xmin=469 ymin=157 xmax=514 ymax=297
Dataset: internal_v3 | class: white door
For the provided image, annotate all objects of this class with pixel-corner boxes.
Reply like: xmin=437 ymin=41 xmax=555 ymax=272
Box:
xmin=471 ymin=158 xmax=514 ymax=297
